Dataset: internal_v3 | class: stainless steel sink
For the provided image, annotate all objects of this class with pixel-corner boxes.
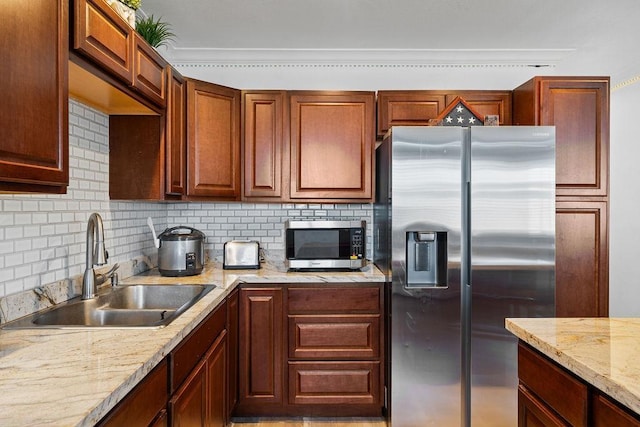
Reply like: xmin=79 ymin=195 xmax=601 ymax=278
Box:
xmin=2 ymin=284 xmax=216 ymax=329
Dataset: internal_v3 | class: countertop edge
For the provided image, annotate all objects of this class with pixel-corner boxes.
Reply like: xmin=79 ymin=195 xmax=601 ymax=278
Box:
xmin=505 ymin=317 xmax=640 ymax=416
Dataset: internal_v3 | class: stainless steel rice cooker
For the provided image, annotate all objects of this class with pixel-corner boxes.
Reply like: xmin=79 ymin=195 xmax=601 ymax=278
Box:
xmin=147 ymin=218 xmax=205 ymax=276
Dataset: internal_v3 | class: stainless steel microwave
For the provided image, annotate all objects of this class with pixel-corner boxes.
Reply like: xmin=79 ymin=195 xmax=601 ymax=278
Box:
xmin=284 ymin=220 xmax=366 ymax=271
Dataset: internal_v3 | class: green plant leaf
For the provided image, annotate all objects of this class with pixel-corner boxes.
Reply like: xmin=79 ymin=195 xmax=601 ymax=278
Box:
xmin=135 ymin=15 xmax=176 ymax=48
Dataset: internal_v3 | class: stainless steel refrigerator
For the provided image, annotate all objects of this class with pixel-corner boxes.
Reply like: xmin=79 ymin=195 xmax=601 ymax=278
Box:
xmin=374 ymin=126 xmax=556 ymax=426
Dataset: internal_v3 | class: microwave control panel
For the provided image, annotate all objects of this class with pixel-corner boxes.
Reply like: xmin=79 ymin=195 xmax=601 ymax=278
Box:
xmin=350 ymin=228 xmax=364 ymax=259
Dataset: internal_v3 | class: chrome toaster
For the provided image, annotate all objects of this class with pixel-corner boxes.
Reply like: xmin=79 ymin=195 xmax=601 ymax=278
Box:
xmin=223 ymin=240 xmax=261 ymax=269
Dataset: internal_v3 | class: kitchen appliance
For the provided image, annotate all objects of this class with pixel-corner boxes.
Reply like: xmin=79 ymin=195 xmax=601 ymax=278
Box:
xmin=374 ymin=126 xmax=555 ymax=426
xmin=148 ymin=218 xmax=205 ymax=277
xmin=285 ymin=220 xmax=366 ymax=271
xmin=223 ymin=240 xmax=261 ymax=269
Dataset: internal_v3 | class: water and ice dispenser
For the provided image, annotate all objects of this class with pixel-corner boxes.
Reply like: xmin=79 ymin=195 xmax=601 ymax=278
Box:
xmin=405 ymin=231 xmax=448 ymax=288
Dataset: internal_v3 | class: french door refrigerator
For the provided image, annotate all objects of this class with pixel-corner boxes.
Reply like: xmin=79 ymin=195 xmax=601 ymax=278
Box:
xmin=374 ymin=126 xmax=556 ymax=426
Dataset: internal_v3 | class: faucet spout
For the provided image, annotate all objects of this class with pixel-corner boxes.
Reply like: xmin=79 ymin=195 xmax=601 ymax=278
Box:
xmin=82 ymin=213 xmax=108 ymax=300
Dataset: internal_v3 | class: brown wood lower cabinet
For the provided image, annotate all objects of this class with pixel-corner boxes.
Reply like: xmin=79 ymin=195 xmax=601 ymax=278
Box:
xmin=235 ymin=283 xmax=384 ymax=418
xmin=170 ymin=330 xmax=228 ymax=426
xmin=97 ymin=294 xmax=231 ymax=427
xmin=517 ymin=342 xmax=640 ymax=427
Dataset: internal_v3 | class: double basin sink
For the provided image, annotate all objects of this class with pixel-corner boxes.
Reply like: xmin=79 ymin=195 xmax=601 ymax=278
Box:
xmin=2 ymin=284 xmax=216 ymax=329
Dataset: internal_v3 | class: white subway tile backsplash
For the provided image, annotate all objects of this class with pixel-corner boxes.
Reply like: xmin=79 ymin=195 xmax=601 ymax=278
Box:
xmin=0 ymin=99 xmax=373 ymax=303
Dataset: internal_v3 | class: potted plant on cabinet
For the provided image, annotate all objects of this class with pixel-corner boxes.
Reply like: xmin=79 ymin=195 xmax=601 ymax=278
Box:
xmin=106 ymin=0 xmax=141 ymax=27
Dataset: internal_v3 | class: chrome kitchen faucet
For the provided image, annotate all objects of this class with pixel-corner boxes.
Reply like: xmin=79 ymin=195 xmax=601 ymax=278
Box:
xmin=81 ymin=213 xmax=109 ymax=299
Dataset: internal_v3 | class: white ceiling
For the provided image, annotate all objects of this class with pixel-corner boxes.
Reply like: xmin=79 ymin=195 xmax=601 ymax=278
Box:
xmin=139 ymin=0 xmax=640 ymax=89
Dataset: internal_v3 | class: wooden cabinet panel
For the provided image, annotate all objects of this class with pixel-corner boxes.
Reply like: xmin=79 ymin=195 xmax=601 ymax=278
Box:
xmin=109 ymin=115 xmax=164 ymax=200
xmin=556 ymin=201 xmax=609 ymax=317
xmin=0 ymin=0 xmax=68 ymax=192
xmin=243 ymin=91 xmax=287 ymax=199
xmin=376 ymin=90 xmax=512 ymax=137
xmin=238 ymin=288 xmax=284 ymax=407
xmin=289 ymin=92 xmax=374 ymax=200
xmin=518 ymin=343 xmax=588 ymax=427
xmin=98 ymin=359 xmax=168 ymax=427
xmin=73 ymin=0 xmax=133 ymax=84
xmin=288 ymin=361 xmax=380 ymax=407
xmin=513 ymin=77 xmax=609 ymax=197
xmin=187 ymin=79 xmax=241 ymax=199
xmin=206 ymin=331 xmax=228 ymax=427
xmin=288 ymin=286 xmax=381 ymax=314
xmin=166 ymin=67 xmax=187 ymax=197
xmin=518 ymin=385 xmax=570 ymax=427
xmin=289 ymin=315 xmax=380 ymax=359
xmin=444 ymin=91 xmax=512 ymax=125
xmin=592 ymin=391 xmax=640 ymax=427
xmin=170 ymin=357 xmax=207 ymax=427
xmin=171 ymin=302 xmax=227 ymax=394
xmin=133 ymin=33 xmax=167 ymax=107
xmin=376 ymin=91 xmax=447 ymax=136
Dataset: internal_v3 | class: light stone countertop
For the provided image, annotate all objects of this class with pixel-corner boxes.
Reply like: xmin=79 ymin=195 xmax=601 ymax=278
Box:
xmin=0 ymin=261 xmax=385 ymax=427
xmin=505 ymin=317 xmax=640 ymax=416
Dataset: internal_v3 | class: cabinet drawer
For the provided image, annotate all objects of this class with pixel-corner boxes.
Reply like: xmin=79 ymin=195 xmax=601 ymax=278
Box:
xmin=288 ymin=287 xmax=380 ymax=314
xmin=518 ymin=385 xmax=570 ymax=427
xmin=289 ymin=315 xmax=380 ymax=359
xmin=288 ymin=361 xmax=380 ymax=405
xmin=518 ymin=343 xmax=588 ymax=427
xmin=171 ymin=302 xmax=226 ymax=393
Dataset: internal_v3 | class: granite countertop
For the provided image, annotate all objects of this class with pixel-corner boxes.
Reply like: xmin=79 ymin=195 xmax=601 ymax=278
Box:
xmin=0 ymin=261 xmax=385 ymax=426
xmin=505 ymin=317 xmax=640 ymax=415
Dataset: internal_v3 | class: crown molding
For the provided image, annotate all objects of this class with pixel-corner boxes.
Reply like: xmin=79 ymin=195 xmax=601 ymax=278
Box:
xmin=159 ymin=47 xmax=574 ymax=69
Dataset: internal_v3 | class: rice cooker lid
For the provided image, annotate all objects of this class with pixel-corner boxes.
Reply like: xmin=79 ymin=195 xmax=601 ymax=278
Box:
xmin=158 ymin=226 xmax=205 ymax=242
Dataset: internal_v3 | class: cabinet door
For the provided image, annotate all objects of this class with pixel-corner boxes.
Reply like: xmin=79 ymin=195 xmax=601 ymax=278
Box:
xmin=242 ymin=91 xmax=287 ymax=199
xmin=514 ymin=77 xmax=610 ymax=197
xmin=556 ymin=201 xmax=609 ymax=317
xmin=290 ymin=92 xmax=375 ymax=200
xmin=376 ymin=91 xmax=447 ymax=137
xmin=0 ymin=0 xmax=68 ymax=192
xmin=73 ymin=0 xmax=133 ymax=84
xmin=238 ymin=288 xmax=284 ymax=409
xmin=541 ymin=79 xmax=609 ymax=197
xmin=166 ymin=67 xmax=187 ymax=197
xmin=445 ymin=91 xmax=512 ymax=125
xmin=170 ymin=358 xmax=206 ymax=427
xmin=133 ymin=33 xmax=167 ymax=107
xmin=206 ymin=331 xmax=228 ymax=427
xmin=186 ymin=79 xmax=241 ymax=199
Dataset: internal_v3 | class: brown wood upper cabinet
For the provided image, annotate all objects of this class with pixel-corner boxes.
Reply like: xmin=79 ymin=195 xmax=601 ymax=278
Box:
xmin=289 ymin=91 xmax=375 ymax=201
xmin=72 ymin=0 xmax=168 ymax=108
xmin=166 ymin=67 xmax=187 ymax=197
xmin=242 ymin=91 xmax=287 ymax=200
xmin=513 ymin=77 xmax=610 ymax=197
xmin=376 ymin=90 xmax=512 ymax=137
xmin=132 ymin=32 xmax=168 ymax=108
xmin=186 ymin=79 xmax=241 ymax=200
xmin=0 ymin=0 xmax=69 ymax=193
xmin=73 ymin=0 xmax=134 ymax=85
